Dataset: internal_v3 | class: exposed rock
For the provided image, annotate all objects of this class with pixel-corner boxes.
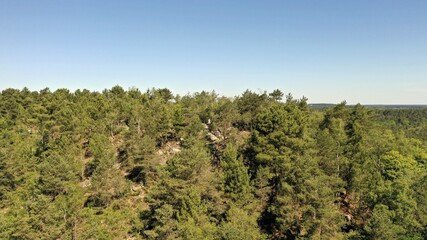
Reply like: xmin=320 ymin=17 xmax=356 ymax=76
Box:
xmin=207 ymin=132 xmax=219 ymax=142
xmin=157 ymin=141 xmax=182 ymax=165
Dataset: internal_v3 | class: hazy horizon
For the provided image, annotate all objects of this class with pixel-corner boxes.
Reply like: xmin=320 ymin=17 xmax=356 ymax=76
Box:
xmin=3 ymin=85 xmax=427 ymax=106
xmin=1 ymin=1 xmax=426 ymax=104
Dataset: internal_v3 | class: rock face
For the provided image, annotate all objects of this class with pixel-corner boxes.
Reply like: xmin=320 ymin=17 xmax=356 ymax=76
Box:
xmin=207 ymin=132 xmax=219 ymax=142
xmin=206 ymin=125 xmax=225 ymax=144
xmin=157 ymin=141 xmax=181 ymax=165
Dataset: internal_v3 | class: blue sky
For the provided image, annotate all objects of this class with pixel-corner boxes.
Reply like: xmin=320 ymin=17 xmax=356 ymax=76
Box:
xmin=1 ymin=0 xmax=426 ymax=104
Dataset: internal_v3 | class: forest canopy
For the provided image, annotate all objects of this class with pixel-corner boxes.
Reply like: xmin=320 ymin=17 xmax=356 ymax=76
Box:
xmin=0 ymin=86 xmax=426 ymax=239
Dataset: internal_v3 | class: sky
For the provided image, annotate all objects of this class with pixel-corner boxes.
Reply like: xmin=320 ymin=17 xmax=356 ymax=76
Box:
xmin=1 ymin=0 xmax=426 ymax=104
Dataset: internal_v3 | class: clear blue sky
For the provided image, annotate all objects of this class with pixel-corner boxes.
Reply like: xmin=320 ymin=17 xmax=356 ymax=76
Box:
xmin=1 ymin=0 xmax=426 ymax=104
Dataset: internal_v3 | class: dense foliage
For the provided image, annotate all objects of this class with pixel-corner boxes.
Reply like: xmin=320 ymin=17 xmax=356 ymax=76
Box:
xmin=0 ymin=87 xmax=426 ymax=239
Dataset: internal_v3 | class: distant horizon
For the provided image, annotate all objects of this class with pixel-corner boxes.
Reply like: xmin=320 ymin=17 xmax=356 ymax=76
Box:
xmin=1 ymin=85 xmax=426 ymax=106
xmin=1 ymin=1 xmax=426 ymax=105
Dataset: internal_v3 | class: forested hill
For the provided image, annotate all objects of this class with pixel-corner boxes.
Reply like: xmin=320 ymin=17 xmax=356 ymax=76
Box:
xmin=1 ymin=86 xmax=426 ymax=239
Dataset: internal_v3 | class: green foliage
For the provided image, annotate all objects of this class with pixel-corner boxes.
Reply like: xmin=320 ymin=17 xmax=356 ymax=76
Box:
xmin=0 ymin=87 xmax=426 ymax=239
xmin=218 ymin=205 xmax=266 ymax=240
xmin=79 ymin=203 xmax=136 ymax=240
xmin=364 ymin=204 xmax=404 ymax=239
xmin=220 ymin=144 xmax=252 ymax=203
xmin=38 ymin=153 xmax=80 ymax=196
